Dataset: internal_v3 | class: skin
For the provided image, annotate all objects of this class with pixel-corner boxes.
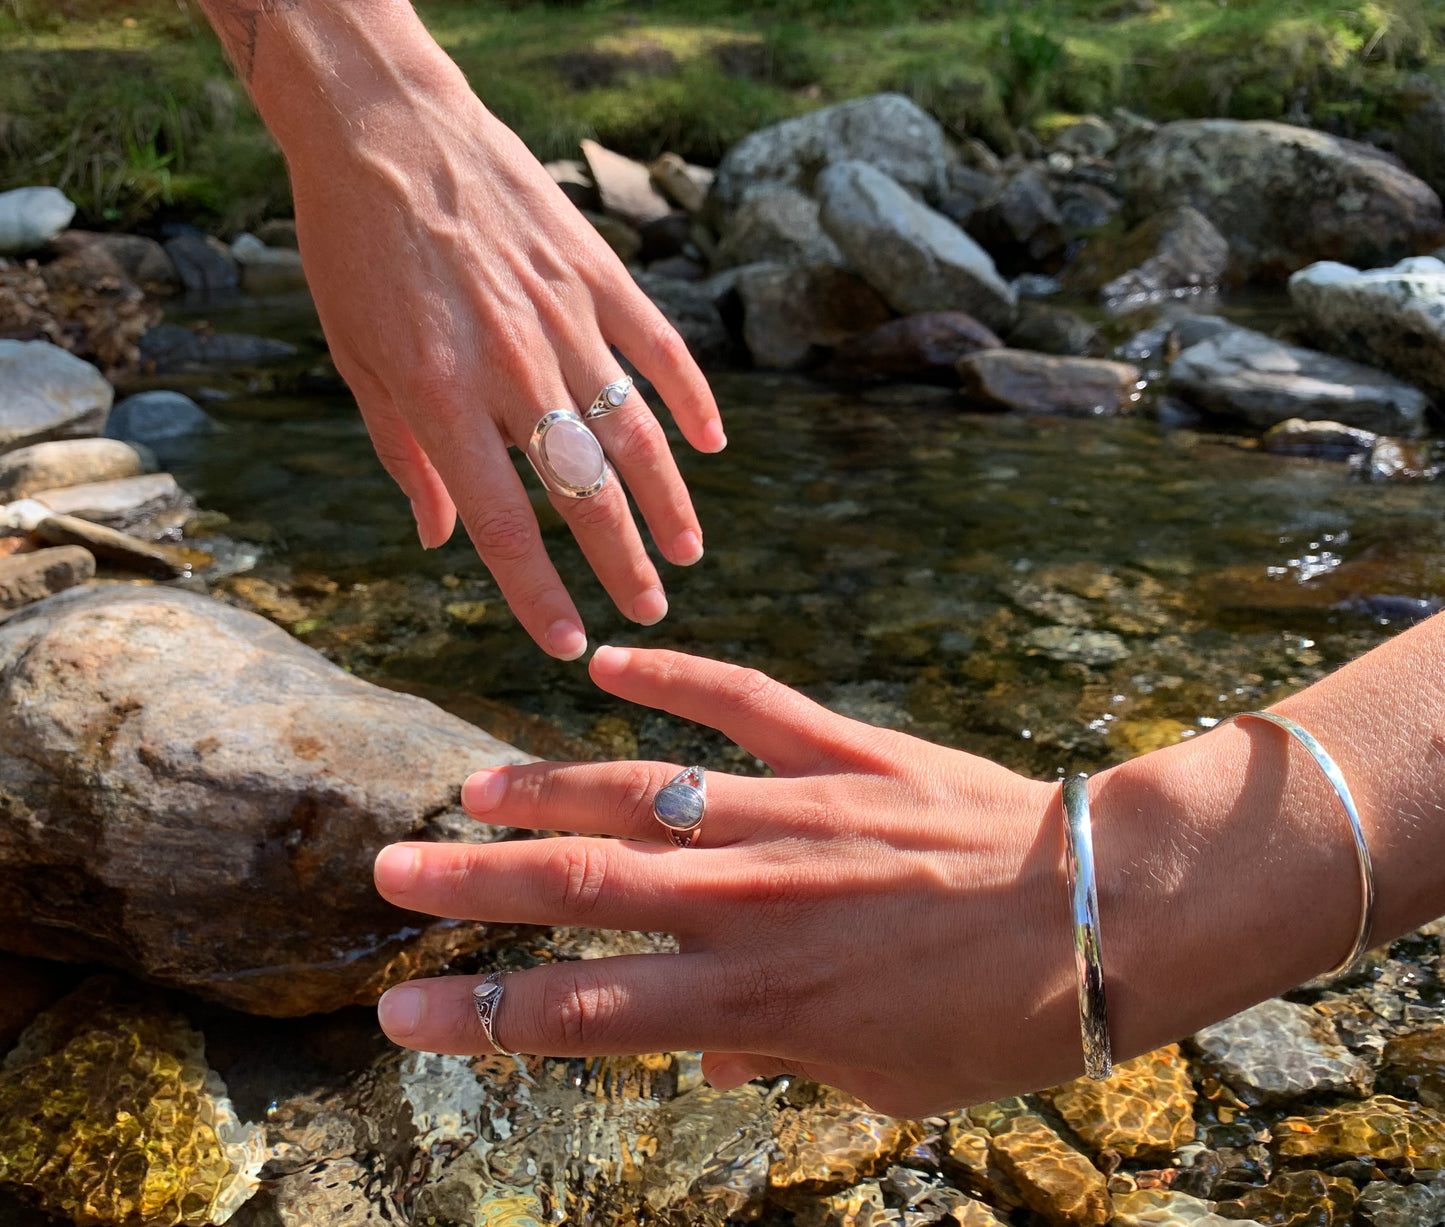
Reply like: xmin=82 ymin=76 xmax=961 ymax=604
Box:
xmin=196 ymin=0 xmax=725 ymax=659
xmin=374 ymin=614 xmax=1445 ymax=1117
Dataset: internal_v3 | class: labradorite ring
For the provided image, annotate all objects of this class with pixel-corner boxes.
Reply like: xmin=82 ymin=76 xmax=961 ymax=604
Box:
xmin=653 ymin=766 xmax=706 ymax=848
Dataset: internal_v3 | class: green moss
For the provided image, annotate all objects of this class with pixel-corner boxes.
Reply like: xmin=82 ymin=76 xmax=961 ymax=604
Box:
xmin=0 ymin=0 xmax=1440 ymax=227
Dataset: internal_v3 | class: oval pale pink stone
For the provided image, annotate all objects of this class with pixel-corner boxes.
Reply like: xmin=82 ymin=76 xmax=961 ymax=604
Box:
xmin=543 ymin=418 xmax=605 ymax=489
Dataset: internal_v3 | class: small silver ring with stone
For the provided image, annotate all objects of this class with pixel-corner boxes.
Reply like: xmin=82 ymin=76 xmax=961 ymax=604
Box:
xmin=472 ymin=971 xmax=518 ymax=1056
xmin=653 ymin=766 xmax=706 ymax=847
xmin=584 ymin=376 xmax=634 ymax=421
xmin=527 ymin=409 xmax=608 ymax=500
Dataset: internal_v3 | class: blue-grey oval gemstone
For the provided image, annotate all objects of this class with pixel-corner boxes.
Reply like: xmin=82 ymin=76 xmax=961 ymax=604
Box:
xmin=654 ymin=782 xmax=704 ymax=829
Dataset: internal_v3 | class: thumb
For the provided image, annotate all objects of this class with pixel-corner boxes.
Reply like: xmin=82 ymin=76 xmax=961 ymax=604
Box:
xmin=352 ymin=382 xmax=457 ymax=549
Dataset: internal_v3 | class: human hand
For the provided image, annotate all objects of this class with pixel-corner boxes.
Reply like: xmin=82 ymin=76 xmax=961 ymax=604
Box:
xmin=284 ymin=69 xmax=723 ymax=659
xmin=373 ymin=646 xmax=1092 ymax=1117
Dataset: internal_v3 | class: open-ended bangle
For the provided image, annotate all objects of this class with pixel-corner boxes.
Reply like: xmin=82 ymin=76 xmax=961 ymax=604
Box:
xmin=1061 ymin=774 xmax=1112 ymax=1081
xmin=1220 ymin=711 xmax=1374 ymax=976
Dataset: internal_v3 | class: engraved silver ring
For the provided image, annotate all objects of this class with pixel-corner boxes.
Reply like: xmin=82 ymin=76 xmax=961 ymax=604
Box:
xmin=584 ymin=376 xmax=633 ymax=421
xmin=652 ymin=766 xmax=706 ymax=847
xmin=472 ymin=971 xmax=518 ymax=1056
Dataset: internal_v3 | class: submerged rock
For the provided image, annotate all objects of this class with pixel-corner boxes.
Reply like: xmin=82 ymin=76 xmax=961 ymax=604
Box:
xmin=0 ymin=340 xmax=114 ymax=454
xmin=1261 ymin=418 xmax=1378 ymax=460
xmin=770 ymin=1089 xmax=923 ymax=1193
xmin=957 ymin=350 xmax=1142 ymax=416
xmin=1366 ymin=437 xmax=1441 ymax=483
xmin=0 ymin=977 xmax=264 ymax=1226
xmin=139 ymin=324 xmax=297 ymax=372
xmin=1214 ymin=1171 xmax=1356 ymax=1227
xmin=1111 ymin=1188 xmax=1255 ymax=1226
xmin=1191 ymin=998 xmax=1373 ymax=1106
xmin=1272 ymin=1096 xmax=1445 ymax=1171
xmin=1024 ymin=624 xmax=1131 ymax=666
xmin=1043 ymin=1044 xmax=1196 ymax=1160
xmin=987 ymin=1115 xmax=1111 ymax=1227
xmin=0 ymin=585 xmax=530 ymax=1014
xmin=105 ymin=390 xmax=221 ymax=461
xmin=1380 ymin=1024 xmax=1445 ymax=1108
xmin=1355 ymin=1178 xmax=1445 ymax=1227
xmin=0 ymin=438 xmax=150 ymax=502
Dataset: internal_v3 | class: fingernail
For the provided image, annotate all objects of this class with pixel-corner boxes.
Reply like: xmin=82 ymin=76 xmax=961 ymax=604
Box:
xmin=702 ymin=421 xmax=727 ymax=452
xmin=590 ymin=644 xmax=631 ymax=677
xmin=705 ymin=1058 xmax=755 ymax=1091
xmin=377 ymin=984 xmax=423 ymax=1037
xmin=374 ymin=844 xmax=419 ymax=893
xmin=547 ymin=620 xmax=587 ymax=660
xmin=462 ymin=768 xmax=507 ymax=814
xmin=673 ymin=530 xmax=703 ymax=566
xmin=411 ymin=500 xmax=446 ymax=549
xmin=634 ymin=586 xmax=668 ymax=626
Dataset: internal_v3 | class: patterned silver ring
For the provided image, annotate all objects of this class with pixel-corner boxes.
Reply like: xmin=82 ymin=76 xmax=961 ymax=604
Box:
xmin=653 ymin=766 xmax=706 ymax=848
xmin=584 ymin=376 xmax=634 ymax=421
xmin=526 ymin=409 xmax=608 ymax=500
xmin=472 ymin=971 xmax=518 ymax=1056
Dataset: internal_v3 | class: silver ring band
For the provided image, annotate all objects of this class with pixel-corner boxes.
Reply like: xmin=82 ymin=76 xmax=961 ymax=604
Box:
xmin=472 ymin=971 xmax=517 ymax=1056
xmin=653 ymin=766 xmax=706 ymax=847
xmin=1062 ymin=774 xmax=1112 ymax=1081
xmin=584 ymin=376 xmax=633 ymax=421
xmin=526 ymin=409 xmax=608 ymax=500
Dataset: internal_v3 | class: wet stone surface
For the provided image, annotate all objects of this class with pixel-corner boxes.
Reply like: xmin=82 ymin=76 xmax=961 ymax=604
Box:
xmin=986 ymin=1115 xmax=1112 ymax=1227
xmin=1044 ymin=1044 xmax=1197 ymax=1160
xmin=1212 ymin=1170 xmax=1356 ymax=1227
xmin=1271 ymin=1095 xmax=1445 ymax=1171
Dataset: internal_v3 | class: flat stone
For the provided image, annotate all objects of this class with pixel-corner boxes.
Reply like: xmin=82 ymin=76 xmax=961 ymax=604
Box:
xmin=0 ymin=438 xmax=149 ymax=502
xmin=0 ymin=187 xmax=75 ymax=254
xmin=0 ymin=545 xmax=93 ymax=611
xmin=541 ymin=416 xmax=605 ymax=489
xmin=958 ymin=350 xmax=1143 ymax=416
xmin=12 ymin=506 xmax=207 ymax=578
xmin=1214 ymin=1171 xmax=1356 ymax=1227
xmin=1261 ymin=417 xmax=1378 ymax=459
xmin=0 ymin=585 xmax=533 ymax=1014
xmin=30 ymin=472 xmax=190 ymax=533
xmin=735 ymin=262 xmax=891 ymax=370
xmin=1044 ymin=1044 xmax=1196 ymax=1160
xmin=163 ymin=233 xmax=239 ymax=293
xmin=1025 ymin=625 xmax=1131 ymax=666
xmin=770 ymin=1089 xmax=923 ymax=1192
xmin=1273 ymin=1096 xmax=1445 ymax=1171
xmin=829 ymin=312 xmax=1002 ymax=380
xmin=715 ymin=185 xmax=845 ymax=270
xmin=1192 ymin=998 xmax=1373 ymax=1105
xmin=0 ymin=339 xmax=114 ymax=454
xmin=1169 ymin=326 xmax=1431 ymax=436
xmin=581 ymin=139 xmax=672 ymax=229
xmin=987 ymin=1115 xmax=1111 ymax=1227
xmin=818 ymin=160 xmax=1016 ymax=331
xmin=649 ymin=152 xmax=712 ymax=215
xmin=1111 ymin=1189 xmax=1259 ymax=1227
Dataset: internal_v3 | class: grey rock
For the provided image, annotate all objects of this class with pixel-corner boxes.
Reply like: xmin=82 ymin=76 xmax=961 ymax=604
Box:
xmin=1170 ymin=315 xmax=1234 ymax=350
xmin=1052 ymin=116 xmax=1118 ymax=159
xmin=253 ymin=217 xmax=298 ymax=249
xmin=30 ymin=472 xmax=192 ymax=534
xmin=938 ymin=164 xmax=1003 ymax=227
xmin=714 ymin=186 xmax=844 ymax=270
xmin=0 ymin=339 xmax=113 ymax=454
xmin=1061 ymin=206 xmax=1228 ymax=305
xmin=1170 ymin=325 xmax=1432 ymax=435
xmin=50 ymin=230 xmax=179 ymax=288
xmin=138 ymin=324 xmax=297 ymax=372
xmin=829 ymin=311 xmax=1002 ymax=380
xmin=1024 ymin=624 xmax=1130 ymax=666
xmin=1288 ymin=257 xmax=1445 ymax=400
xmin=0 ymin=585 xmax=531 ymax=1014
xmin=163 ymin=234 xmax=240 ymax=293
xmin=958 ymin=349 xmax=1142 ymax=416
xmin=0 ymin=438 xmax=150 ymax=502
xmin=0 ymin=546 xmax=94 ymax=611
xmin=0 ymin=187 xmax=75 ymax=254
xmin=818 ymin=160 xmax=1016 ymax=331
xmin=1056 ymin=183 xmax=1122 ymax=233
xmin=969 ymin=165 xmax=1068 ymax=268
xmin=230 ymin=232 xmax=307 ymax=293
xmin=1356 ymin=1178 xmax=1445 ymax=1227
xmin=735 ymin=263 xmax=890 ymax=369
xmin=105 ymin=390 xmax=220 ymax=460
xmin=1120 ymin=119 xmax=1445 ymax=280
xmin=710 ymin=93 xmax=952 ymax=214
xmin=1191 ymin=997 xmax=1373 ymax=1105
xmin=634 ymin=274 xmax=733 ymax=365
xmin=1008 ymin=303 xmax=1102 ymax=357
xmin=1261 ymin=417 xmax=1378 ymax=459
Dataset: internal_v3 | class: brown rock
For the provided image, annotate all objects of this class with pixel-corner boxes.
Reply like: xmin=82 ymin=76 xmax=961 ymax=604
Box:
xmin=253 ymin=218 xmax=298 ymax=249
xmin=1060 ymin=206 xmax=1227 ymax=304
xmin=0 ymin=438 xmax=150 ymax=502
xmin=957 ymin=349 xmax=1143 ymax=415
xmin=987 ymin=1115 xmax=1111 ymax=1227
xmin=942 ymin=1117 xmax=1027 ymax=1209
xmin=1272 ymin=1095 xmax=1445 ymax=1171
xmin=770 ymin=1089 xmax=923 ymax=1192
xmin=829 ymin=312 xmax=1002 ymax=380
xmin=650 ymin=152 xmax=713 ymax=215
xmin=0 ymin=585 xmax=532 ymax=1014
xmin=16 ymin=505 xmax=208 ymax=578
xmin=1043 ymin=1044 xmax=1196 ymax=1160
xmin=49 ymin=229 xmax=179 ymax=290
xmin=0 ymin=545 xmax=94 ymax=611
xmin=581 ymin=139 xmax=672 ymax=228
xmin=736 ymin=263 xmax=891 ymax=370
xmin=1215 ymin=1171 xmax=1355 ymax=1227
xmin=1382 ymin=1025 xmax=1445 ymax=1108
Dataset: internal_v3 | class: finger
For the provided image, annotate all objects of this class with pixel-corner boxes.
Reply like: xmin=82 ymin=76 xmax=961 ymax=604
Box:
xmin=349 ymin=374 xmax=457 ymax=549
xmin=589 ymin=646 xmax=858 ymax=776
xmin=603 ymin=287 xmax=725 ymax=454
xmin=407 ymin=408 xmax=588 ymax=660
xmin=459 ymin=759 xmax=773 ymax=843
xmin=564 ymin=360 xmax=703 ymax=567
xmin=373 ymin=835 xmax=722 ymax=933
xmin=376 ymin=953 xmax=742 ymax=1056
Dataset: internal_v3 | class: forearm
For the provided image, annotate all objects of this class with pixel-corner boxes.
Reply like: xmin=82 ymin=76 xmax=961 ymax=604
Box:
xmin=1093 ymin=612 xmax=1445 ymax=1058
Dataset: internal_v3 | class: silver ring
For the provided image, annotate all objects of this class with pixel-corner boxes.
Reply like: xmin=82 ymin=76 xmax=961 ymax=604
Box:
xmin=472 ymin=971 xmax=517 ymax=1056
xmin=584 ymin=376 xmax=633 ymax=421
xmin=653 ymin=766 xmax=706 ymax=847
xmin=526 ymin=409 xmax=608 ymax=500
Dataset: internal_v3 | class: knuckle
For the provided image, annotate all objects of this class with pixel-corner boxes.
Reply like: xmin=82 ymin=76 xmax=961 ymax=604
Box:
xmin=540 ymin=966 xmax=621 ymax=1051
xmin=471 ymin=506 xmax=538 ymax=566
xmin=403 ymin=366 xmax=465 ymax=416
xmin=647 ymin=321 xmax=690 ymax=371
xmin=613 ymin=763 xmax=661 ymax=830
xmin=566 ymin=488 xmax=621 ymax=533
xmin=549 ymin=841 xmax=609 ymax=917
xmin=721 ymin=667 xmax=782 ymax=721
xmin=603 ymin=411 xmax=664 ymax=471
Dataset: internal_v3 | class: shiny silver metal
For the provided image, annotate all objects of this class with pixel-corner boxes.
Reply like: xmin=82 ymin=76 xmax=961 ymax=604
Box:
xmin=1062 ymin=774 xmax=1112 ymax=1081
xmin=584 ymin=375 xmax=634 ymax=421
xmin=472 ymin=971 xmax=517 ymax=1056
xmin=653 ymin=765 xmax=706 ymax=848
xmin=1221 ymin=710 xmax=1374 ymax=975
xmin=526 ymin=408 xmax=608 ymax=500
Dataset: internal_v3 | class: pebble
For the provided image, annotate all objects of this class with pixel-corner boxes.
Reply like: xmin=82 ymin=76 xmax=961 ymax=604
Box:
xmin=987 ymin=1115 xmax=1111 ymax=1227
xmin=1025 ymin=625 xmax=1131 ymax=666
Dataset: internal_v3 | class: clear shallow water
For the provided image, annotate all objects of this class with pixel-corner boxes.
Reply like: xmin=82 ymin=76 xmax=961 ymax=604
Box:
xmin=164 ymin=294 xmax=1445 ymax=777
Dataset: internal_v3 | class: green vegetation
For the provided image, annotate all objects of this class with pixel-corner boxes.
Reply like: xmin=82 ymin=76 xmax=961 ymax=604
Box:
xmin=1 ymin=0 xmax=1441 ymax=229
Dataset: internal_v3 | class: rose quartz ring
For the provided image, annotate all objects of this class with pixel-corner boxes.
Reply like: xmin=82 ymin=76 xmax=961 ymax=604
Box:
xmin=527 ymin=409 xmax=608 ymax=499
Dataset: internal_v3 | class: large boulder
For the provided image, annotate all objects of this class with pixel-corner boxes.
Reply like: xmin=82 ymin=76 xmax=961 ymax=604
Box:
xmin=714 ymin=186 xmax=845 ymax=270
xmin=0 ymin=187 xmax=75 ymax=254
xmin=1119 ymin=120 xmax=1445 ymax=281
xmin=709 ymin=93 xmax=952 ymax=215
xmin=0 ymin=585 xmax=531 ymax=1015
xmin=1169 ymin=325 xmax=1431 ymax=435
xmin=1288 ymin=257 xmax=1445 ymax=400
xmin=818 ymin=160 xmax=1016 ymax=332
xmin=734 ymin=263 xmax=890 ymax=370
xmin=0 ymin=340 xmax=113 ymax=455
